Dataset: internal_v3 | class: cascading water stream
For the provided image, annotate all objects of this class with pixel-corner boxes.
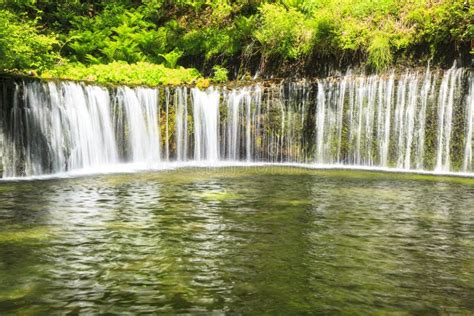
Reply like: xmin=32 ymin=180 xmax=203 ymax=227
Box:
xmin=175 ymin=87 xmax=188 ymax=161
xmin=0 ymin=66 xmax=472 ymax=178
xmin=191 ymin=87 xmax=220 ymax=161
xmin=1 ymin=81 xmax=120 ymax=176
xmin=464 ymin=77 xmax=474 ymax=172
xmin=435 ymin=66 xmax=464 ymax=172
xmin=117 ymin=86 xmax=161 ymax=164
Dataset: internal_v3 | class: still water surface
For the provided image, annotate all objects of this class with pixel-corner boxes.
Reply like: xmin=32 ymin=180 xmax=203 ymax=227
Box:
xmin=0 ymin=167 xmax=473 ymax=314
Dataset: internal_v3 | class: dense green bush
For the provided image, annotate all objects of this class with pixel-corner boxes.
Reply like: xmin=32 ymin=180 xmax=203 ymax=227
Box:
xmin=255 ymin=3 xmax=314 ymax=59
xmin=67 ymin=6 xmax=166 ymax=64
xmin=0 ymin=10 xmax=58 ymax=71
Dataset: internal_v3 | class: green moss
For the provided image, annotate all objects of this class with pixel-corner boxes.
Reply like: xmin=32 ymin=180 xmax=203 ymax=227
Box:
xmin=41 ymin=61 xmax=202 ymax=87
xmin=104 ymin=221 xmax=145 ymax=230
xmin=0 ymin=284 xmax=36 ymax=301
xmin=0 ymin=226 xmax=54 ymax=243
xmin=197 ymin=191 xmax=241 ymax=201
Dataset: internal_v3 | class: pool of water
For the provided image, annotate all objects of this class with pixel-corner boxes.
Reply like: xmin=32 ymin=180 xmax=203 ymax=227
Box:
xmin=0 ymin=167 xmax=473 ymax=314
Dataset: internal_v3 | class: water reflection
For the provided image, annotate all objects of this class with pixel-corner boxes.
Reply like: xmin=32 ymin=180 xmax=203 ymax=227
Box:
xmin=0 ymin=167 xmax=473 ymax=314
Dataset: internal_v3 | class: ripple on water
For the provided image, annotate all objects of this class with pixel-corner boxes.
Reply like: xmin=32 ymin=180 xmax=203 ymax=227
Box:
xmin=0 ymin=167 xmax=473 ymax=314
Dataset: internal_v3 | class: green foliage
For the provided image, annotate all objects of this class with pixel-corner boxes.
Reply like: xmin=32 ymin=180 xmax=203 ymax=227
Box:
xmin=180 ymin=27 xmax=236 ymax=60
xmin=66 ymin=6 xmax=165 ymax=64
xmin=177 ymin=2 xmax=256 ymax=61
xmin=159 ymin=49 xmax=183 ymax=69
xmin=367 ymin=33 xmax=393 ymax=71
xmin=211 ymin=65 xmax=228 ymax=83
xmin=406 ymin=0 xmax=472 ymax=56
xmin=42 ymin=62 xmax=201 ymax=86
xmin=255 ymin=3 xmax=314 ymax=59
xmin=0 ymin=10 xmax=58 ymax=71
xmin=0 ymin=0 xmax=470 ymax=78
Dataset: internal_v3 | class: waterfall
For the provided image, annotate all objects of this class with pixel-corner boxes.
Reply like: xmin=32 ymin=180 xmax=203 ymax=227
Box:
xmin=118 ymin=86 xmax=160 ymax=164
xmin=223 ymin=86 xmax=259 ymax=161
xmin=191 ymin=88 xmax=220 ymax=161
xmin=1 ymin=81 xmax=119 ymax=177
xmin=315 ymin=81 xmax=326 ymax=163
xmin=175 ymin=87 xmax=188 ymax=161
xmin=378 ymin=73 xmax=394 ymax=167
xmin=463 ymin=77 xmax=474 ymax=172
xmin=415 ymin=69 xmax=432 ymax=169
xmin=435 ymin=66 xmax=464 ymax=172
xmin=0 ymin=66 xmax=472 ymax=178
xmin=226 ymin=88 xmax=244 ymax=160
xmin=164 ymin=88 xmax=170 ymax=161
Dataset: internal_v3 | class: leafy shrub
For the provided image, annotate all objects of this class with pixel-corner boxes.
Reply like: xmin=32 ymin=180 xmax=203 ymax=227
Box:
xmin=211 ymin=65 xmax=228 ymax=83
xmin=255 ymin=3 xmax=314 ymax=59
xmin=0 ymin=10 xmax=59 ymax=71
xmin=195 ymin=77 xmax=211 ymax=89
xmin=66 ymin=5 xmax=166 ymax=64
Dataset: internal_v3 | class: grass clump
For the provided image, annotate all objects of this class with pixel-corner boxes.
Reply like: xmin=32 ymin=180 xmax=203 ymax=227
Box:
xmin=367 ymin=33 xmax=393 ymax=71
